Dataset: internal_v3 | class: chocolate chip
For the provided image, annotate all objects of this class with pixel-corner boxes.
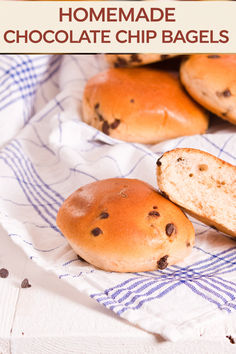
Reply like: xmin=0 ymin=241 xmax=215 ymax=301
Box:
xmin=130 ymin=54 xmax=142 ymax=63
xmin=97 ymin=113 xmax=104 ymax=122
xmin=226 ymin=335 xmax=235 ymax=344
xmin=153 ymin=206 xmax=157 ymax=209
xmin=157 ymin=255 xmax=168 ymax=270
xmin=100 ymin=212 xmax=109 ymax=219
xmin=130 ymin=99 xmax=134 ymax=103
xmin=21 ymin=278 xmax=31 ymax=288
xmin=77 ymin=255 xmax=86 ymax=262
xmin=166 ymin=223 xmax=176 ymax=236
xmin=186 ymin=242 xmax=191 ymax=247
xmin=223 ymin=89 xmax=232 ymax=97
xmin=156 ymin=156 xmax=162 ymax=166
xmin=110 ymin=119 xmax=120 ymax=129
xmin=94 ymin=104 xmax=104 ymax=122
xmin=211 ymin=225 xmax=218 ymax=231
xmin=177 ymin=157 xmax=184 ymax=162
xmin=160 ymin=54 xmax=169 ymax=60
xmin=102 ymin=121 xmax=110 ymax=135
xmin=91 ymin=227 xmax=103 ymax=236
xmin=199 ymin=164 xmax=208 ymax=172
xmin=222 ymin=112 xmax=228 ymax=117
xmin=160 ymin=191 xmax=169 ymax=200
xmin=216 ymin=89 xmax=232 ymax=98
xmin=114 ymin=57 xmax=128 ymax=68
xmin=207 ymin=55 xmax=220 ymax=59
xmin=148 ymin=211 xmax=160 ymax=217
xmin=0 ymin=268 xmax=9 ymax=278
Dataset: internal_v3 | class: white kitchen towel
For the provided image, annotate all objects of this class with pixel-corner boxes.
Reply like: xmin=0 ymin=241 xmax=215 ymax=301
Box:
xmin=0 ymin=54 xmax=236 ymax=341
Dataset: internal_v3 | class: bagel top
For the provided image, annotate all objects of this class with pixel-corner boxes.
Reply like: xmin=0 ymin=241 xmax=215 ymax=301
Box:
xmin=56 ymin=178 xmax=195 ymax=272
xmin=180 ymin=54 xmax=236 ymax=125
xmin=82 ymin=68 xmax=209 ymax=144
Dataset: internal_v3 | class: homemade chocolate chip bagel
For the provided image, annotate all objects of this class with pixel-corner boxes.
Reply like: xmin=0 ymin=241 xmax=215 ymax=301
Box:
xmin=105 ymin=54 xmax=177 ymax=68
xmin=56 ymin=178 xmax=195 ymax=272
xmin=82 ymin=68 xmax=208 ymax=144
xmin=180 ymin=54 xmax=236 ymax=125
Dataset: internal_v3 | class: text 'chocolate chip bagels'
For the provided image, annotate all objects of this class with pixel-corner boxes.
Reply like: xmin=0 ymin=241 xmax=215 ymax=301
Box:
xmin=157 ymin=148 xmax=236 ymax=237
xmin=82 ymin=68 xmax=209 ymax=144
xmin=56 ymin=179 xmax=195 ymax=272
xmin=180 ymin=54 xmax=236 ymax=125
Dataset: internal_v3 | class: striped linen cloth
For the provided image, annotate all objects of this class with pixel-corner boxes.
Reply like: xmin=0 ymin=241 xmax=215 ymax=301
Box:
xmin=0 ymin=54 xmax=235 ymax=341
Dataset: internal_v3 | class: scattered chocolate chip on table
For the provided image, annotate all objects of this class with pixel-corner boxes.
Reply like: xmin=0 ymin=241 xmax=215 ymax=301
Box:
xmin=0 ymin=268 xmax=9 ymax=278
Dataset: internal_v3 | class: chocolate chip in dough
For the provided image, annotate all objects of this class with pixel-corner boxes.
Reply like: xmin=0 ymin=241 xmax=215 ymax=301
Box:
xmin=97 ymin=113 xmax=104 ymax=122
xmin=166 ymin=223 xmax=176 ymax=236
xmin=177 ymin=157 xmax=184 ymax=162
xmin=102 ymin=121 xmax=110 ymax=135
xmin=210 ymin=225 xmax=218 ymax=231
xmin=199 ymin=164 xmax=208 ymax=172
xmin=226 ymin=335 xmax=235 ymax=344
xmin=114 ymin=57 xmax=128 ymax=68
xmin=207 ymin=55 xmax=220 ymax=59
xmin=77 ymin=255 xmax=86 ymax=262
xmin=148 ymin=211 xmax=160 ymax=217
xmin=91 ymin=227 xmax=103 ymax=236
xmin=0 ymin=268 xmax=9 ymax=278
xmin=157 ymin=255 xmax=168 ymax=270
xmin=156 ymin=156 xmax=163 ymax=166
xmin=110 ymin=119 xmax=120 ymax=129
xmin=130 ymin=54 xmax=142 ymax=63
xmin=216 ymin=89 xmax=232 ymax=98
xmin=100 ymin=212 xmax=109 ymax=219
xmin=94 ymin=103 xmax=104 ymax=122
xmin=130 ymin=99 xmax=135 ymax=103
xmin=21 ymin=278 xmax=31 ymax=288
xmin=161 ymin=191 xmax=169 ymax=200
xmin=153 ymin=206 xmax=158 ymax=209
xmin=186 ymin=242 xmax=191 ymax=247
xmin=223 ymin=89 xmax=232 ymax=97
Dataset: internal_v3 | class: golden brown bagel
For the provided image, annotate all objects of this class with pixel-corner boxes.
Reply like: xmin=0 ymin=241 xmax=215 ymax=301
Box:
xmin=82 ymin=67 xmax=209 ymax=144
xmin=57 ymin=178 xmax=195 ymax=272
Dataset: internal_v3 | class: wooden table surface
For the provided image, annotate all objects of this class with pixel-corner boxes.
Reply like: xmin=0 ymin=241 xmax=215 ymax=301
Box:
xmin=0 ymin=226 xmax=236 ymax=354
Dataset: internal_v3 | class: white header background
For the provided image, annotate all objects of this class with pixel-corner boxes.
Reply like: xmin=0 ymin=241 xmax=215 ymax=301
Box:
xmin=0 ymin=1 xmax=235 ymax=53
